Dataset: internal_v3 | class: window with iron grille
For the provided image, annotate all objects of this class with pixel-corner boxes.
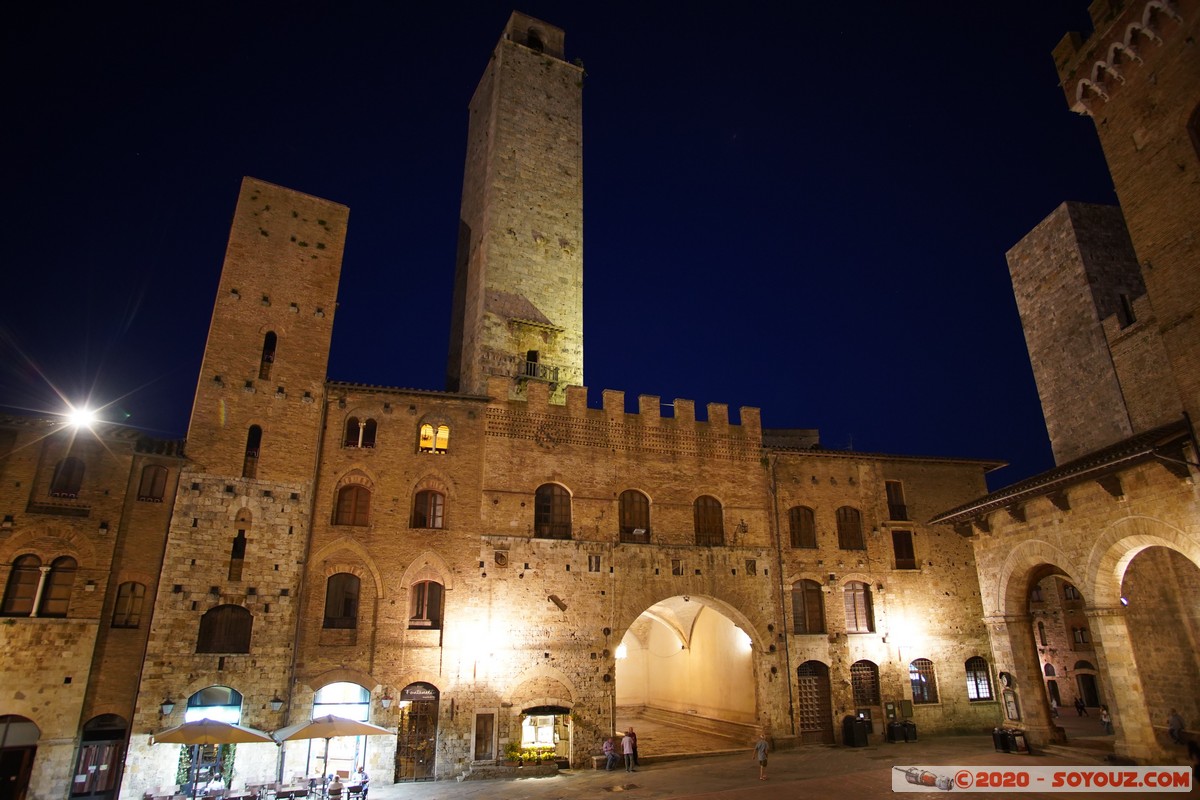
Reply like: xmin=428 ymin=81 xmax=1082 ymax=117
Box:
xmin=411 ymin=490 xmax=445 ymax=529
xmin=791 ymin=580 xmax=825 ymax=634
xmin=843 ymin=581 xmax=874 ymax=633
xmin=851 ymin=660 xmax=881 ymax=706
xmin=909 ymin=658 xmax=939 ymax=704
xmin=534 ymin=484 xmax=572 ymax=539
xmin=112 ymin=581 xmax=146 ymax=628
xmin=836 ymin=506 xmax=865 ymax=550
xmin=335 ymin=485 xmax=371 ymax=526
xmin=788 ymin=506 xmax=816 ymax=548
xmin=965 ymin=656 xmax=993 ymax=701
xmin=694 ymin=495 xmax=724 ymax=546
xmin=885 ymin=480 xmax=908 ymax=520
xmin=323 ymin=573 xmax=360 ymax=629
xmin=619 ymin=490 xmax=650 ymax=543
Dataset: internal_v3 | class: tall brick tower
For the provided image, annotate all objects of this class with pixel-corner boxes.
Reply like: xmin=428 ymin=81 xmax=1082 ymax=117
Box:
xmin=446 ymin=12 xmax=584 ymax=399
xmin=123 ymin=178 xmax=349 ymax=795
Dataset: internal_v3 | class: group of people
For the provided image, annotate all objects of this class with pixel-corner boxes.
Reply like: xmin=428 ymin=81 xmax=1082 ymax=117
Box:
xmin=602 ymin=728 xmax=639 ymax=772
xmin=322 ymin=767 xmax=369 ymax=800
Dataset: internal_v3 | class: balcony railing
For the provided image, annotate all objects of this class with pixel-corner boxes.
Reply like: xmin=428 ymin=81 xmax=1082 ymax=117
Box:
xmin=521 ymin=361 xmax=559 ymax=383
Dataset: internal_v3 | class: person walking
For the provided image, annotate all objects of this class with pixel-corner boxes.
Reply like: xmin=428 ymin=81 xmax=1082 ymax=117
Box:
xmin=754 ymin=733 xmax=770 ymax=781
xmin=621 ymin=730 xmax=636 ymax=772
xmin=1074 ymin=697 xmax=1087 ymax=717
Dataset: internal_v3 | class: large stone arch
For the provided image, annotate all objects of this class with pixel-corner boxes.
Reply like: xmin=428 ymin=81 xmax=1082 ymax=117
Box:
xmin=505 ymin=664 xmax=578 ymax=709
xmin=993 ymin=538 xmax=1082 ymax=616
xmin=1084 ymin=514 xmax=1200 ymax=606
xmin=0 ymin=524 xmax=97 ymax=566
xmin=613 ymin=591 xmax=766 ymax=650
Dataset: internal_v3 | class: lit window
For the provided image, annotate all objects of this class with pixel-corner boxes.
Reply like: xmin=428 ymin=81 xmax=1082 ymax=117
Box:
xmin=418 ymin=423 xmax=449 ymax=453
xmin=909 ymin=658 xmax=939 ymax=704
xmin=411 ymin=490 xmax=445 ymax=529
xmin=334 ymin=486 xmax=370 ymax=526
xmin=965 ymin=657 xmax=993 ymax=701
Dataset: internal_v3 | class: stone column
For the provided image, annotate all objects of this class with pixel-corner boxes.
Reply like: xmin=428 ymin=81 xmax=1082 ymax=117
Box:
xmin=984 ymin=614 xmax=1059 ymax=747
xmin=1085 ymin=605 xmax=1165 ymax=762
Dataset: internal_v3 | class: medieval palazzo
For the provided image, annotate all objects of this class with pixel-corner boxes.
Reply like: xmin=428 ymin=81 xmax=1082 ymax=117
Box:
xmin=2 ymin=4 xmax=1198 ymax=799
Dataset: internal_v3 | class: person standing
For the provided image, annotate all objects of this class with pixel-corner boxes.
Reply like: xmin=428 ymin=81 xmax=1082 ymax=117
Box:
xmin=1049 ymin=698 xmax=1058 ymax=718
xmin=754 ymin=733 xmax=769 ymax=781
xmin=621 ymin=730 xmax=636 ymax=772
xmin=602 ymin=737 xmax=617 ymax=770
xmin=1100 ymin=706 xmax=1113 ymax=735
xmin=628 ymin=726 xmax=639 ymax=766
xmin=1074 ymin=697 xmax=1087 ymax=717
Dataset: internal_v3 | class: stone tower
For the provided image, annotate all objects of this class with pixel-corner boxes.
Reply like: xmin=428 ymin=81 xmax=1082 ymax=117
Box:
xmin=1006 ymin=202 xmax=1181 ymax=465
xmin=123 ymin=178 xmax=349 ymax=794
xmin=446 ymin=12 xmax=584 ymax=399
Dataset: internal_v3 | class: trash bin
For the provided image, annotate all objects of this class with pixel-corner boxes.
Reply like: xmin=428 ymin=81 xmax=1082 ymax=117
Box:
xmin=902 ymin=721 xmax=918 ymax=742
xmin=1009 ymin=729 xmax=1030 ymax=753
xmin=842 ymin=715 xmax=868 ymax=747
xmin=992 ymin=727 xmax=1010 ymax=752
xmin=887 ymin=721 xmax=904 ymax=743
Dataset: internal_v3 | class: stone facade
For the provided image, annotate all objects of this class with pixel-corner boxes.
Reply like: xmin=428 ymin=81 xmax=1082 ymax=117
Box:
xmin=938 ymin=0 xmax=1200 ymax=765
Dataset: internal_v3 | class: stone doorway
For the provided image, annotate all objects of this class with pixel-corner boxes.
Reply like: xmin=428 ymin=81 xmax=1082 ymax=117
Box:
xmin=395 ymin=683 xmax=438 ymax=782
xmin=0 ymin=715 xmax=38 ymax=800
xmin=796 ymin=661 xmax=834 ymax=744
xmin=614 ymin=596 xmax=758 ymax=755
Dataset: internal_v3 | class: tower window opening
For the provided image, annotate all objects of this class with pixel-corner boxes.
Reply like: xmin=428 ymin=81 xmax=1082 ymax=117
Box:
xmin=259 ymin=332 xmax=277 ymax=380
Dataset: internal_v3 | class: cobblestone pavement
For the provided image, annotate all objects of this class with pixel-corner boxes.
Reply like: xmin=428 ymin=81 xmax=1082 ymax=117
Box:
xmin=368 ymin=730 xmax=1197 ymax=800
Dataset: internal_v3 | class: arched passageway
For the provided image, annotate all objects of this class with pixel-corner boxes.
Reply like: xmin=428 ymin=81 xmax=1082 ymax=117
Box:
xmin=614 ymin=596 xmax=758 ymax=755
xmin=0 ymin=716 xmax=39 ymax=800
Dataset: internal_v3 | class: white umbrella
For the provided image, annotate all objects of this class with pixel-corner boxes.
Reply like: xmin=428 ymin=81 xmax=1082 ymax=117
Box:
xmin=273 ymin=715 xmax=392 ymax=780
xmin=154 ymin=720 xmax=276 ymax=800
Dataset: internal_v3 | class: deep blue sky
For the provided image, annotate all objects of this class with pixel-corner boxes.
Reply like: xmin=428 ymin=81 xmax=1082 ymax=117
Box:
xmin=3 ymin=2 xmax=1115 ymax=490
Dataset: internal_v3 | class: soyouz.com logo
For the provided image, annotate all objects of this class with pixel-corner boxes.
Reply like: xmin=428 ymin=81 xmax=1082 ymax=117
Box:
xmin=892 ymin=765 xmax=1192 ymax=792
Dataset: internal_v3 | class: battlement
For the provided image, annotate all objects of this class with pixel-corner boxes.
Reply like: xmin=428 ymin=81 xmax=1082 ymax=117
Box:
xmin=501 ymin=11 xmax=566 ymax=60
xmin=1052 ymin=0 xmax=1190 ymax=115
xmin=484 ymin=375 xmax=762 ymax=459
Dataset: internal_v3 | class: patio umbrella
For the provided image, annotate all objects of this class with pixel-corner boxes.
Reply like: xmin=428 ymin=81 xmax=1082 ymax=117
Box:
xmin=154 ymin=720 xmax=276 ymax=800
xmin=273 ymin=715 xmax=392 ymax=780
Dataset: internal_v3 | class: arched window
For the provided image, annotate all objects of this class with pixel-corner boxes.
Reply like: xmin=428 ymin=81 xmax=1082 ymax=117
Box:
xmin=259 ymin=332 xmax=277 ymax=380
xmin=1063 ymin=583 xmax=1081 ymax=601
xmin=111 ymin=581 xmax=146 ymax=628
xmin=965 ymin=656 xmax=993 ymax=701
xmin=619 ymin=490 xmax=650 ymax=543
xmin=1 ymin=554 xmax=41 ymax=616
xmin=527 ymin=28 xmax=544 ymax=52
xmin=788 ymin=506 xmax=816 ymax=548
xmin=196 ymin=605 xmax=252 ymax=653
xmin=323 ymin=573 xmax=360 ymax=629
xmin=418 ymin=423 xmax=450 ymax=453
xmin=791 ymin=579 xmax=825 ymax=634
xmin=909 ymin=658 xmax=938 ymax=704
xmin=412 ymin=490 xmax=445 ymax=529
xmin=836 ymin=506 xmax=864 ymax=550
xmin=39 ymin=556 xmax=76 ymax=617
xmin=850 ymin=660 xmax=880 ymax=706
xmin=243 ymin=426 xmax=262 ymax=479
xmin=51 ymin=457 xmax=85 ymax=498
xmin=344 ymin=418 xmax=378 ymax=448
xmin=409 ymin=581 xmax=443 ymax=629
xmin=693 ymin=495 xmax=724 ymax=547
xmin=137 ymin=464 xmax=169 ymax=502
xmin=313 ymin=682 xmax=370 ymax=721
xmin=534 ymin=484 xmax=571 ymax=539
xmin=334 ymin=485 xmax=371 ymax=526
xmin=185 ymin=686 xmax=242 ymax=723
xmin=843 ymin=581 xmax=874 ymax=633
xmin=1044 ymin=663 xmax=1056 ymax=677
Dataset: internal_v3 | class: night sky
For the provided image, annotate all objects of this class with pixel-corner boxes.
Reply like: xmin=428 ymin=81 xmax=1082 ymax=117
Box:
xmin=3 ymin=2 xmax=1117 ymax=491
